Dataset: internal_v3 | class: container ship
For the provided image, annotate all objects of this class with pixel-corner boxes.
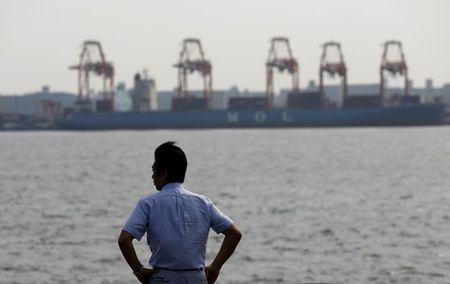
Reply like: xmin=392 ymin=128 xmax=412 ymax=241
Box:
xmin=55 ymin=39 xmax=446 ymax=130
xmin=56 ymin=102 xmax=445 ymax=130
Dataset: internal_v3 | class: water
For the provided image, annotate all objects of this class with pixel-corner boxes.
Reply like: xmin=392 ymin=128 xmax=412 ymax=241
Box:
xmin=1 ymin=128 xmax=449 ymax=283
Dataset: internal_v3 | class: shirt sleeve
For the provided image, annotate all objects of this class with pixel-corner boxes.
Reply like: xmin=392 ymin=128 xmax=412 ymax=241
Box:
xmin=122 ymin=199 xmax=148 ymax=241
xmin=208 ymin=199 xmax=233 ymax=234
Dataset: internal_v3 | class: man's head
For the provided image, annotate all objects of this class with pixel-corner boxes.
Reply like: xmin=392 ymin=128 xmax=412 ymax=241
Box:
xmin=152 ymin=141 xmax=187 ymax=190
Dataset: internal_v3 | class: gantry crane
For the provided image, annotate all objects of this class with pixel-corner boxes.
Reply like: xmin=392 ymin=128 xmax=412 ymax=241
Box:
xmin=380 ymin=40 xmax=409 ymax=100
xmin=174 ymin=38 xmax=212 ymax=103
xmin=266 ymin=37 xmax=299 ymax=107
xmin=319 ymin=41 xmax=348 ymax=98
xmin=69 ymin=40 xmax=114 ymax=107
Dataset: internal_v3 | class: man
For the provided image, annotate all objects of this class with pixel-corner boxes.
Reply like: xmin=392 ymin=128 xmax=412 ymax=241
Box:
xmin=118 ymin=141 xmax=242 ymax=284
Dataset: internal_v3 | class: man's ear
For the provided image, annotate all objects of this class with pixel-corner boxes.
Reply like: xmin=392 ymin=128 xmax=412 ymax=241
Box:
xmin=160 ymin=168 xmax=168 ymax=180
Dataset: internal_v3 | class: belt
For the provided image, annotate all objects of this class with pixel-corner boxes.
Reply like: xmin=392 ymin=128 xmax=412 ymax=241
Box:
xmin=154 ymin=266 xmax=204 ymax=272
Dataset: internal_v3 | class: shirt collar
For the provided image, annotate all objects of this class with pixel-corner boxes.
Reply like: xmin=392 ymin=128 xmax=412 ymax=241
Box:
xmin=160 ymin=182 xmax=184 ymax=192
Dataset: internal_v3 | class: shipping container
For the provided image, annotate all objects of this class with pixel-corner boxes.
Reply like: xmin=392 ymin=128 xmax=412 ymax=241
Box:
xmin=96 ymin=99 xmax=114 ymax=112
xmin=401 ymin=95 xmax=421 ymax=105
xmin=343 ymin=95 xmax=382 ymax=109
xmin=228 ymin=97 xmax=268 ymax=110
xmin=172 ymin=97 xmax=208 ymax=111
xmin=74 ymin=99 xmax=93 ymax=113
xmin=287 ymin=92 xmax=323 ymax=109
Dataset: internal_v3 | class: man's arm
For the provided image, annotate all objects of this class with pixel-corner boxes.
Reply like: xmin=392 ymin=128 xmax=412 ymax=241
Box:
xmin=118 ymin=230 xmax=157 ymax=283
xmin=206 ymin=224 xmax=242 ymax=284
xmin=118 ymin=230 xmax=143 ymax=272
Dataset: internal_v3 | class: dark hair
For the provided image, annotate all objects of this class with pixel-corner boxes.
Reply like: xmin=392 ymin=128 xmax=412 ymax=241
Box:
xmin=154 ymin=141 xmax=187 ymax=183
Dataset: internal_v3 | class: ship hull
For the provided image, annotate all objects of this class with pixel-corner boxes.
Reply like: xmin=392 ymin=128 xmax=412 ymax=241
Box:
xmin=56 ymin=104 xmax=445 ymax=130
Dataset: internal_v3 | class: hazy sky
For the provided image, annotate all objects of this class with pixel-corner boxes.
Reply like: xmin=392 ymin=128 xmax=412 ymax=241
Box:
xmin=1 ymin=0 xmax=449 ymax=94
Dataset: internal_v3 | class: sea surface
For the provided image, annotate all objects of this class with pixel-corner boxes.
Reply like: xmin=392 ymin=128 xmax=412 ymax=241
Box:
xmin=0 ymin=128 xmax=449 ymax=284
